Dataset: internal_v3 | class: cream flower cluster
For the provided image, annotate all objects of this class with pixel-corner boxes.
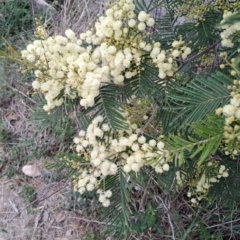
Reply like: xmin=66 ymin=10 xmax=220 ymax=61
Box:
xmin=21 ymin=0 xmax=155 ymax=111
xmin=150 ymin=39 xmax=191 ymax=79
xmin=216 ymin=79 xmax=240 ymax=156
xmin=176 ymin=161 xmax=228 ymax=206
xmin=73 ymin=113 xmax=171 ymax=206
xmin=217 ymin=11 xmax=240 ymax=157
xmin=220 ymin=11 xmax=240 ymax=48
xmin=21 ymin=31 xmax=104 ymax=111
xmin=189 ymin=164 xmax=229 ymax=206
xmin=21 ymin=0 xmax=192 ymax=111
xmin=86 ymin=0 xmax=156 ymax=84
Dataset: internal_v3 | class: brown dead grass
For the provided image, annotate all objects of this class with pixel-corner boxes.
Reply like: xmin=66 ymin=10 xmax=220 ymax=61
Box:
xmin=0 ymin=1 xmax=109 ymax=239
xmin=0 ymin=158 xmax=104 ymax=240
xmin=30 ymin=0 xmax=108 ymax=36
xmin=52 ymin=0 xmax=107 ymax=35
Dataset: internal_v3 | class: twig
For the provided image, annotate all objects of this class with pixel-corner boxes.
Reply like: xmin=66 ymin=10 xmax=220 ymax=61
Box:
xmin=176 ymin=40 xmax=221 ymax=73
xmin=139 ymin=40 xmax=221 ymax=134
xmin=69 ymin=217 xmax=115 ymax=226
xmin=8 ymin=182 xmax=68 ymax=223
xmin=138 ymin=178 xmax=151 ymax=212
xmin=7 ymin=85 xmax=37 ymax=104
xmin=206 ymin=218 xmax=240 ymax=229
xmin=129 ymin=234 xmax=139 ymax=240
xmin=156 ymin=195 xmax=176 ymax=240
xmin=83 ymin=0 xmax=90 ymax=21
xmin=73 ymin=105 xmax=81 ymax=129
xmin=230 ymin=211 xmax=233 ymax=240
xmin=140 ymin=104 xmax=159 ymax=135
xmin=8 ymin=199 xmax=19 ymax=213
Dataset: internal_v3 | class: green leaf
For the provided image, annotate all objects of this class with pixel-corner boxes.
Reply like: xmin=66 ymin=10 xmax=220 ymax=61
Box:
xmin=162 ymin=115 xmax=224 ymax=166
xmin=122 ymin=63 xmax=163 ymax=102
xmin=100 ymin=169 xmax=131 ymax=239
xmin=187 ymin=10 xmax=222 ymax=49
xmin=164 ymin=72 xmax=232 ymax=132
xmin=209 ymin=155 xmax=240 ymax=208
xmin=84 ymin=84 xmax=128 ymax=130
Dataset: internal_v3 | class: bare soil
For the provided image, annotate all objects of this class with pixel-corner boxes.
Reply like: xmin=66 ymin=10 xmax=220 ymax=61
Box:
xmin=0 ymin=159 xmax=101 ymax=240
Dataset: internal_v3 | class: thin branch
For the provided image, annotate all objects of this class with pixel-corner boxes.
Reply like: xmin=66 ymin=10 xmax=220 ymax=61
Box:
xmin=176 ymin=40 xmax=221 ymax=73
xmin=7 ymin=85 xmax=37 ymax=104
xmin=206 ymin=218 xmax=240 ymax=229
xmin=138 ymin=178 xmax=151 ymax=211
xmin=69 ymin=217 xmax=115 ymax=226
xmin=140 ymin=40 xmax=221 ymax=133
xmin=156 ymin=195 xmax=176 ymax=240
xmin=140 ymin=104 xmax=159 ymax=135
xmin=83 ymin=0 xmax=90 ymax=21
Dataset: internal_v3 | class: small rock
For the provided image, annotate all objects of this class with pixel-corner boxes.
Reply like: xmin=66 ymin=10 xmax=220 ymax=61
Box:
xmin=22 ymin=165 xmax=40 ymax=177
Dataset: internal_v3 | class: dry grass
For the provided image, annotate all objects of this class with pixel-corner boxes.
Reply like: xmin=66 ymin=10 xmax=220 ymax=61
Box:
xmin=0 ymin=159 xmax=103 ymax=240
xmin=51 ymin=0 xmax=107 ymax=35
xmin=30 ymin=0 xmax=108 ymax=35
xmin=0 ymin=1 xmax=109 ymax=239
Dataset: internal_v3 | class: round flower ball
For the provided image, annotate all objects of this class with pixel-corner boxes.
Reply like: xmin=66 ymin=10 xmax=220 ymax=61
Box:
xmin=162 ymin=163 xmax=170 ymax=171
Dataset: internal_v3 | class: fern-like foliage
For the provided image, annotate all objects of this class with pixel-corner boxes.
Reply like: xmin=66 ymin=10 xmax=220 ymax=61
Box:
xmin=161 ymin=115 xmax=224 ymax=166
xmin=153 ymin=13 xmax=178 ymax=49
xmin=122 ymin=62 xmax=163 ymax=101
xmin=187 ymin=10 xmax=222 ymax=50
xmin=161 ymin=72 xmax=232 ymax=133
xmin=36 ymin=101 xmax=74 ymax=123
xmin=77 ymin=113 xmax=92 ymax=131
xmin=83 ymin=84 xmax=128 ymax=130
xmin=100 ymin=169 xmax=131 ymax=239
xmin=134 ymin=0 xmax=176 ymax=13
xmin=45 ymin=153 xmax=86 ymax=178
xmin=209 ymin=154 xmax=240 ymax=208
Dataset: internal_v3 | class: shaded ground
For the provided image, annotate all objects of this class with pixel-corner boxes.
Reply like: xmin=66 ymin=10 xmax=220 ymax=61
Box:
xmin=1 ymin=160 xmax=80 ymax=240
xmin=0 ymin=158 xmax=104 ymax=240
xmin=0 ymin=2 xmax=108 ymax=238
